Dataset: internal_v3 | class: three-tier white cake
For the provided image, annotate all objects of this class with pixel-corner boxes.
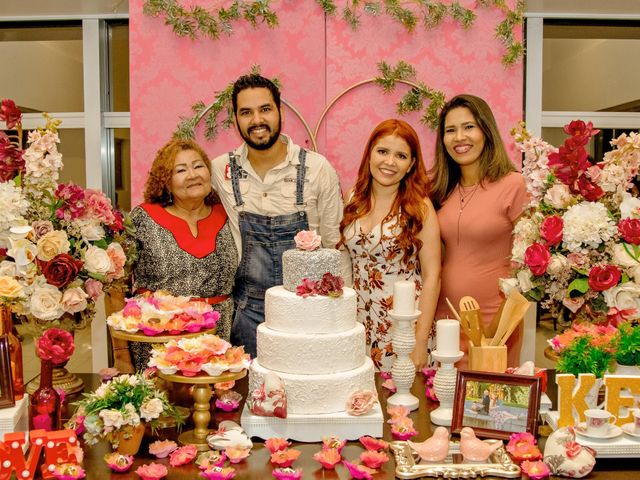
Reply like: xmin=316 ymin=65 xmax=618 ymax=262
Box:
xmin=241 ymin=236 xmax=383 ymax=441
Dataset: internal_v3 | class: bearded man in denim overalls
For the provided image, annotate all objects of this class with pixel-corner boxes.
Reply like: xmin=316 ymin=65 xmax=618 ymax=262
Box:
xmin=212 ymin=74 xmax=351 ymax=357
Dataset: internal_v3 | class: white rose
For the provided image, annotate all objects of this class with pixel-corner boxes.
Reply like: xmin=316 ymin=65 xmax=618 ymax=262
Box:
xmin=99 ymin=409 xmax=125 ymax=429
xmin=140 ymin=398 xmax=164 ymax=421
xmin=30 ymin=284 xmax=64 ymax=321
xmin=8 ymin=238 xmax=37 ymax=275
xmin=603 ymin=282 xmax=640 ymax=314
xmin=547 ymin=254 xmax=569 ymax=276
xmin=511 ymin=239 xmax=528 ymax=264
xmin=620 ymin=192 xmax=640 ymax=219
xmin=61 ymin=287 xmax=89 ymax=314
xmin=517 ymin=270 xmax=534 ymax=293
xmin=499 ymin=277 xmax=519 ymax=296
xmin=79 ymin=221 xmax=105 ymax=242
xmin=36 ymin=230 xmax=70 ymax=261
xmin=611 ymin=243 xmax=640 ymax=269
xmin=544 ymin=184 xmax=572 ymax=209
xmin=122 ymin=403 xmax=141 ymax=426
xmin=84 ymin=246 xmax=112 ymax=275
xmin=0 ymin=261 xmax=17 ymax=277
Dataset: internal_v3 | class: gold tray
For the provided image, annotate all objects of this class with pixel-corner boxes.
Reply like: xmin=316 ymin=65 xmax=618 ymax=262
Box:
xmin=108 ymin=326 xmax=217 ymax=343
xmin=391 ymin=440 xmax=521 ymax=479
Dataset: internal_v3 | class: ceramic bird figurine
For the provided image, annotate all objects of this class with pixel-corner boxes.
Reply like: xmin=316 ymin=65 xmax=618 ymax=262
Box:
xmin=407 ymin=427 xmax=450 ymax=462
xmin=459 ymin=427 xmax=502 ymax=462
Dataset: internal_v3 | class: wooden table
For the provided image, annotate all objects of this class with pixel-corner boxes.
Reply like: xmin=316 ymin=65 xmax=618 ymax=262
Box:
xmin=66 ymin=372 xmax=639 ymax=479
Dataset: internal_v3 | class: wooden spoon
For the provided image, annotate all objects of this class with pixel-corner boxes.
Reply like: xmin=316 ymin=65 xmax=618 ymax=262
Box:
xmin=490 ymin=290 xmax=529 ymax=346
xmin=459 ymin=296 xmax=483 ymax=346
xmin=496 ymin=301 xmax=531 ymax=346
xmin=445 ymin=297 xmax=475 ymax=342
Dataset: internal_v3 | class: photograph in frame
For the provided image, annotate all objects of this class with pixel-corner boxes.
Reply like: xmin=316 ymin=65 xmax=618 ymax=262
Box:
xmin=451 ymin=369 xmax=541 ymax=440
xmin=0 ymin=335 xmax=15 ymax=409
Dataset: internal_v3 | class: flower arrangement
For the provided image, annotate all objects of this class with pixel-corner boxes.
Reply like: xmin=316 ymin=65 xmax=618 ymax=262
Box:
xmin=0 ymin=99 xmax=135 ymax=334
xmin=550 ymin=322 xmax=616 ymax=378
xmin=295 ymin=272 xmax=344 ymax=298
xmin=66 ymin=373 xmax=182 ymax=447
xmin=148 ymin=333 xmax=251 ymax=376
xmin=503 ymin=120 xmax=640 ymax=324
xmin=107 ymin=291 xmax=219 ymax=335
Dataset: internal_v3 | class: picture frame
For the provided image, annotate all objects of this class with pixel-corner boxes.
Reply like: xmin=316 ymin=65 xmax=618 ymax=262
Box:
xmin=0 ymin=335 xmax=15 ymax=409
xmin=451 ymin=369 xmax=541 ymax=440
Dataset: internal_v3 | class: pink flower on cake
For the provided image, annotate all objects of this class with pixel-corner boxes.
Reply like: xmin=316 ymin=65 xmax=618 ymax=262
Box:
xmin=272 ymin=467 xmax=302 ymax=480
xmin=104 ymin=452 xmax=134 ymax=472
xmin=199 ymin=466 xmax=236 ymax=480
xmin=294 ymin=230 xmax=321 ymax=250
xmin=295 ymin=278 xmax=316 ymax=297
xmin=322 ymin=435 xmax=346 ymax=453
xmin=359 ymin=436 xmax=388 ymax=452
xmin=346 ymin=390 xmax=378 ymax=416
xmin=270 ymin=448 xmax=301 ymax=468
xmin=265 ymin=437 xmax=291 ymax=453
xmin=135 ymin=463 xmax=168 ymax=480
xmin=169 ymin=444 xmax=198 ymax=466
xmin=360 ymin=450 xmax=389 ymax=469
xmin=313 ymin=448 xmax=341 ymax=469
xmin=148 ymin=439 xmax=178 ymax=458
xmin=342 ymin=461 xmax=376 ymax=480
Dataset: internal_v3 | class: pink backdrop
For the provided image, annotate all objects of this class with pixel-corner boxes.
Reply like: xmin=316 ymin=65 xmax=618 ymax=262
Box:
xmin=130 ymin=0 xmax=523 ymax=206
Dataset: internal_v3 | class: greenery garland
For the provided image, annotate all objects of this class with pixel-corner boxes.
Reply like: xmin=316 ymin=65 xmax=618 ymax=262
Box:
xmin=143 ymin=0 xmax=525 ymax=66
xmin=173 ymin=61 xmax=444 ymax=140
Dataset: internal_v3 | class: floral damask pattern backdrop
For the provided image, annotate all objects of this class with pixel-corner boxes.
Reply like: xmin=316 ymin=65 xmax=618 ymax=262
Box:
xmin=129 ymin=0 xmax=523 ymax=205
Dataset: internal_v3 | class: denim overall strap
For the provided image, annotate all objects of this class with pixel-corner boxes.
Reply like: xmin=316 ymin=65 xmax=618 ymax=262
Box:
xmin=230 ymin=148 xmax=309 ymax=357
xmin=228 ymin=152 xmax=244 ymax=207
xmin=295 ymin=148 xmax=306 ymax=206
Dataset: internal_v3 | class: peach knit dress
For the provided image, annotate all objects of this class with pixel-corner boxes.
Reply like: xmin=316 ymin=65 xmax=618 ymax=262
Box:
xmin=435 ymin=172 xmax=529 ymax=367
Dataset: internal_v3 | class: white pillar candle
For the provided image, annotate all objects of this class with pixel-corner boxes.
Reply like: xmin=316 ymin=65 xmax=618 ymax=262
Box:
xmin=436 ymin=319 xmax=460 ymax=355
xmin=393 ymin=281 xmax=416 ymax=315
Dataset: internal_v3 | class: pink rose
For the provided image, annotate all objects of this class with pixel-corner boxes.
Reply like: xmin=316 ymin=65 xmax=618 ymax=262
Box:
xmin=562 ymin=296 xmax=585 ymax=313
xmin=346 ymin=389 xmax=378 ymax=416
xmin=540 ymin=216 xmax=563 ymax=246
xmin=61 ymin=287 xmax=88 ymax=314
xmin=169 ymin=444 xmax=197 ymax=467
xmin=31 ymin=220 xmax=54 ymax=241
xmin=524 ymin=242 xmax=551 ymax=276
xmin=84 ymin=279 xmax=103 ymax=299
xmin=106 ymin=243 xmax=126 ymax=281
xmin=294 ymin=230 xmax=321 ymax=251
xmin=588 ymin=265 xmax=622 ymax=292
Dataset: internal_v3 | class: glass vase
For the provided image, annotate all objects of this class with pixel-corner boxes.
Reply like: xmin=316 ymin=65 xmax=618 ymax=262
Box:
xmin=29 ymin=359 xmax=61 ymax=431
xmin=0 ymin=306 xmax=24 ymax=400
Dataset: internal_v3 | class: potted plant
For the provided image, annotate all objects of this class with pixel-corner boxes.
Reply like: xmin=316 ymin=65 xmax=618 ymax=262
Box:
xmin=612 ymin=322 xmax=640 ymax=375
xmin=67 ymin=373 xmax=183 ymax=454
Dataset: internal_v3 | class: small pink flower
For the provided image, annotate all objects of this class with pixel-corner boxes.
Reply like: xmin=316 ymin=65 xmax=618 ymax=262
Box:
xmin=104 ymin=452 xmax=134 ymax=472
xmin=565 ymin=440 xmax=583 ymax=459
xmin=135 ymin=463 xmax=168 ymax=480
xmin=148 ymin=439 xmax=178 ymax=458
xmin=342 ymin=460 xmax=376 ymax=480
xmin=359 ymin=436 xmax=388 ymax=451
xmin=520 ymin=460 xmax=551 ymax=479
xmin=98 ymin=367 xmax=120 ymax=382
xmin=313 ymin=448 xmax=341 ymax=469
xmin=265 ymin=437 xmax=291 ymax=453
xmin=169 ymin=444 xmax=198 ymax=467
xmin=52 ymin=463 xmax=85 ymax=480
xmin=196 ymin=451 xmax=227 ymax=470
xmin=295 ymin=278 xmax=317 ymax=297
xmin=389 ymin=417 xmax=417 ymax=440
xmin=294 ymin=230 xmax=321 ymax=250
xmin=381 ymin=378 xmax=396 ymax=392
xmin=346 ymin=390 xmax=378 ymax=416
xmin=199 ymin=466 xmax=236 ymax=480
xmin=386 ymin=405 xmax=409 ymax=418
xmin=360 ymin=450 xmax=389 ymax=469
xmin=322 ymin=435 xmax=346 ymax=453
xmin=214 ymin=380 xmax=235 ymax=391
xmin=272 ymin=467 xmax=302 ymax=480
xmin=215 ymin=390 xmax=242 ymax=412
xmin=225 ymin=447 xmax=251 ymax=464
xmin=84 ymin=279 xmax=103 ymax=299
xmin=270 ymin=449 xmax=301 ymax=468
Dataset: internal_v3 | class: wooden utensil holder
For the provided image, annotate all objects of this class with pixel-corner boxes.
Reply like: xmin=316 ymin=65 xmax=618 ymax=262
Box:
xmin=468 ymin=343 xmax=507 ymax=373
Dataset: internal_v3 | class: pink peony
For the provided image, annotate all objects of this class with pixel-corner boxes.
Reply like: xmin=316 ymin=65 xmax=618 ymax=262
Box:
xmin=359 ymin=436 xmax=388 ymax=451
xmin=294 ymin=230 xmax=321 ymax=250
xmin=148 ymin=439 xmax=178 ymax=458
xmin=135 ymin=463 xmax=168 ymax=480
xmin=315 ymin=272 xmax=344 ymax=297
xmin=520 ymin=460 xmax=550 ymax=479
xmin=52 ymin=463 xmax=85 ymax=480
xmin=199 ymin=466 xmax=236 ymax=480
xmin=346 ymin=390 xmax=378 ymax=416
xmin=104 ymin=452 xmax=134 ymax=472
xmin=360 ymin=450 xmax=389 ymax=469
xmin=169 ymin=444 xmax=198 ymax=466
xmin=265 ymin=437 xmax=291 ymax=453
xmin=270 ymin=449 xmax=301 ymax=468
xmin=224 ymin=447 xmax=250 ymax=464
xmin=272 ymin=468 xmax=302 ymax=480
xmin=196 ymin=451 xmax=226 ymax=470
xmin=342 ymin=461 xmax=376 ymax=480
xmin=215 ymin=390 xmax=242 ymax=412
xmin=322 ymin=435 xmax=346 ymax=453
xmin=313 ymin=448 xmax=341 ymax=469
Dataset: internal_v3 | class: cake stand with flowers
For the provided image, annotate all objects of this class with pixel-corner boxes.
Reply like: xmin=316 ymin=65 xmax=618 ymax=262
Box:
xmin=108 ymin=326 xmax=219 ymax=345
xmin=159 ymin=370 xmax=247 ymax=451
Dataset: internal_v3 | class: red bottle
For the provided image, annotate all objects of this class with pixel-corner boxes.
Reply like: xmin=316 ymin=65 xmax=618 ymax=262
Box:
xmin=29 ymin=359 xmax=60 ymax=431
xmin=0 ymin=307 xmax=24 ymax=400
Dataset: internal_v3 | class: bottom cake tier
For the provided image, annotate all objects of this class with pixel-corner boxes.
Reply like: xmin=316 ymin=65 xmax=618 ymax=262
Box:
xmin=249 ymin=357 xmax=376 ymax=414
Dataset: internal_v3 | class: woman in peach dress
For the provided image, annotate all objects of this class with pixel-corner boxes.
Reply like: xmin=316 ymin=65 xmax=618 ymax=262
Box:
xmin=429 ymin=94 xmax=529 ymax=367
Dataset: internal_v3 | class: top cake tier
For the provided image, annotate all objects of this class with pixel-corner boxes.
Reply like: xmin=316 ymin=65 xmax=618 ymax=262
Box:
xmin=282 ymin=247 xmax=342 ymax=292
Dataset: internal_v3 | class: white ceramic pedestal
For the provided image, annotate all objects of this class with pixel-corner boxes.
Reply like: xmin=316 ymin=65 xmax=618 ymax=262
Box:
xmin=241 ymin=402 xmax=384 ymax=442
xmin=430 ymin=350 xmax=464 ymax=426
xmin=387 ymin=309 xmax=421 ymax=411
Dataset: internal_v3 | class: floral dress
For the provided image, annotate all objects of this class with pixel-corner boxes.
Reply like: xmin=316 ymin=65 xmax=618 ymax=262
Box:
xmin=345 ymin=218 xmax=432 ymax=372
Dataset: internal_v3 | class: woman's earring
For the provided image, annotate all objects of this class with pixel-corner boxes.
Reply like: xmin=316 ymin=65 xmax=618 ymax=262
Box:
xmin=167 ymin=190 xmax=173 ymax=204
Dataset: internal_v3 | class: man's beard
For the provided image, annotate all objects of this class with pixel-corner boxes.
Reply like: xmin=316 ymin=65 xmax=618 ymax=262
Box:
xmin=241 ymin=119 xmax=282 ymax=151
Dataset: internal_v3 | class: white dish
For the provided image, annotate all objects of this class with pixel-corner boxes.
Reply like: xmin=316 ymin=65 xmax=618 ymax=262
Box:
xmin=621 ymin=423 xmax=640 ymax=439
xmin=576 ymin=422 xmax=623 ymax=440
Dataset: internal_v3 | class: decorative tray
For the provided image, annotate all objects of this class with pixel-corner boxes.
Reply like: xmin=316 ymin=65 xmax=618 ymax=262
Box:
xmin=108 ymin=326 xmax=217 ymax=343
xmin=390 ymin=440 xmax=521 ymax=479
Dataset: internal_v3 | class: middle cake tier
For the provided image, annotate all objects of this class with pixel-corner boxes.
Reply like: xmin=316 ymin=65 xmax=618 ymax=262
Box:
xmin=256 ymin=322 xmax=366 ymax=374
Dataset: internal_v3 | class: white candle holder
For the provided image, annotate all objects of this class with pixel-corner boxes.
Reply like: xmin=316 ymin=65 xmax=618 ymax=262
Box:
xmin=430 ymin=349 xmax=464 ymax=426
xmin=387 ymin=309 xmax=421 ymax=411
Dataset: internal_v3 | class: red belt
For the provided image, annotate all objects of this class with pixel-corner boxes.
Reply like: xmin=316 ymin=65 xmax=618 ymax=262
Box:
xmin=135 ymin=289 xmax=229 ymax=305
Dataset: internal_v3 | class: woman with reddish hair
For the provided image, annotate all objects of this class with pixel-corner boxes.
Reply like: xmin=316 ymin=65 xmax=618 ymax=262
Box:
xmin=339 ymin=119 xmax=441 ymax=372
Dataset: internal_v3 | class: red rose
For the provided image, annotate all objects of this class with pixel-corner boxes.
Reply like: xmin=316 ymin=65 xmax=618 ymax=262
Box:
xmin=524 ymin=242 xmax=551 ymax=276
xmin=618 ymin=218 xmax=640 ymax=245
xmin=0 ymin=99 xmax=22 ymax=129
xmin=36 ymin=328 xmax=75 ymax=365
xmin=41 ymin=253 xmax=83 ymax=289
xmin=540 ymin=216 xmax=563 ymax=246
xmin=588 ymin=265 xmax=622 ymax=292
